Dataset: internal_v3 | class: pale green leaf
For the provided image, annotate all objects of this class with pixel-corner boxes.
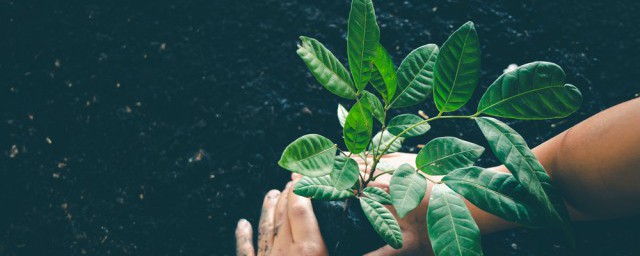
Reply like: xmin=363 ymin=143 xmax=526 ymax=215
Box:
xmin=387 ymin=114 xmax=430 ymax=138
xmin=416 ymin=137 xmax=484 ymax=175
xmin=362 ymin=186 xmax=392 ymax=205
xmin=330 ymin=156 xmax=360 ymax=190
xmin=476 ymin=61 xmax=582 ymax=120
xmin=371 ymin=130 xmax=404 ymax=155
xmin=390 ymin=164 xmax=427 ymax=218
xmin=344 ymin=99 xmax=373 ymax=154
xmin=391 ymin=44 xmax=439 ymax=108
xmin=428 ymin=184 xmax=483 ymax=256
xmin=278 ymin=134 xmax=337 ymax=177
xmin=297 ymin=36 xmax=357 ymax=99
xmin=443 ymin=167 xmax=549 ymax=227
xmin=347 ymin=0 xmax=380 ymax=91
xmin=359 ymin=197 xmax=403 ymax=249
xmin=433 ymin=21 xmax=481 ymax=112
xmin=371 ymin=44 xmax=398 ymax=101
xmin=294 ymin=176 xmax=354 ymax=200
xmin=337 ymin=104 xmax=348 ymax=127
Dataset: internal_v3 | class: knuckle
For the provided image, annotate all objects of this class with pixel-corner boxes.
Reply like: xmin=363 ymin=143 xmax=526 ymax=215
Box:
xmin=289 ymin=203 xmax=309 ymax=217
xmin=296 ymin=242 xmax=321 ymax=256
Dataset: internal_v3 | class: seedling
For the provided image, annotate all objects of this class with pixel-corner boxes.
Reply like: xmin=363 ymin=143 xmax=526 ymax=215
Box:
xmin=279 ymin=0 xmax=581 ymax=254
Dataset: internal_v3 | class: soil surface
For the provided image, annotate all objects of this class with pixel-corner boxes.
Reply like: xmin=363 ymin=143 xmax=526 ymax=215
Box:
xmin=2 ymin=0 xmax=640 ymax=255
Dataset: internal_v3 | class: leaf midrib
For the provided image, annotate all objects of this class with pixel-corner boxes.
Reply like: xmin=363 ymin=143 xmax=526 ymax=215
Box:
xmin=418 ymin=148 xmax=479 ymax=172
xmin=302 ymin=42 xmax=356 ymax=95
xmin=441 ymin=189 xmax=464 ymax=255
xmin=283 ymin=145 xmax=336 ymax=167
xmin=390 ymin=48 xmax=437 ymax=107
xmin=477 ymin=84 xmax=566 ymax=114
xmin=441 ymin=26 xmax=473 ymax=111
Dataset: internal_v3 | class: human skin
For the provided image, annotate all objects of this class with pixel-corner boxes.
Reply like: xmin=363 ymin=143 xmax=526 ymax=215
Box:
xmin=237 ymin=97 xmax=640 ymax=255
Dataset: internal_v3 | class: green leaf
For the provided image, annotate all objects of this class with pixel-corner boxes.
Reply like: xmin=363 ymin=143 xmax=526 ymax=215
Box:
xmin=344 ymin=99 xmax=373 ymax=154
xmin=371 ymin=44 xmax=398 ymax=101
xmin=390 ymin=164 xmax=427 ymax=218
xmin=359 ymin=197 xmax=403 ymax=249
xmin=415 ymin=137 xmax=484 ymax=175
xmin=297 ymin=36 xmax=357 ymax=99
xmin=443 ymin=167 xmax=549 ymax=227
xmin=433 ymin=21 xmax=481 ymax=112
xmin=361 ymin=91 xmax=385 ymax=124
xmin=337 ymin=104 xmax=348 ymax=127
xmin=278 ymin=134 xmax=337 ymax=177
xmin=294 ymin=176 xmax=354 ymax=200
xmin=391 ymin=44 xmax=439 ymax=108
xmin=371 ymin=130 xmax=404 ymax=155
xmin=476 ymin=117 xmax=572 ymax=236
xmin=330 ymin=156 xmax=360 ymax=190
xmin=362 ymin=186 xmax=392 ymax=205
xmin=387 ymin=114 xmax=430 ymax=138
xmin=428 ymin=184 xmax=483 ymax=256
xmin=476 ymin=61 xmax=582 ymax=120
xmin=347 ymin=0 xmax=380 ymax=91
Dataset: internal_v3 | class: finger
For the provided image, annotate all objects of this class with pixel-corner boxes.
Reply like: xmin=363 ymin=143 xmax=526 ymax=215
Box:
xmin=273 ymin=182 xmax=293 ymax=243
xmin=235 ymin=219 xmax=256 ymax=256
xmin=257 ymin=190 xmax=280 ymax=256
xmin=287 ymin=183 xmax=323 ymax=242
xmin=291 ymin=173 xmax=302 ymax=180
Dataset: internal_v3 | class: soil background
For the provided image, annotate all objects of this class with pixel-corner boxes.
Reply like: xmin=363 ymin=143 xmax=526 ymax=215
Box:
xmin=2 ymin=0 xmax=640 ymax=255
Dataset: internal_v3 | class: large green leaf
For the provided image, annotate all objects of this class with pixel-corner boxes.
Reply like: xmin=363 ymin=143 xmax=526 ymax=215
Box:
xmin=297 ymin=36 xmax=357 ymax=99
xmin=330 ymin=156 xmax=360 ymax=190
xmin=415 ymin=137 xmax=484 ymax=175
xmin=347 ymin=0 xmax=380 ymax=91
xmin=391 ymin=44 xmax=439 ymax=108
xmin=476 ymin=62 xmax=582 ymax=120
xmin=387 ymin=114 xmax=430 ymax=138
xmin=371 ymin=44 xmax=398 ymax=101
xmin=390 ymin=164 xmax=427 ymax=218
xmin=362 ymin=186 xmax=392 ymax=205
xmin=433 ymin=21 xmax=481 ymax=112
xmin=428 ymin=184 xmax=483 ymax=256
xmin=476 ymin=117 xmax=572 ymax=236
xmin=361 ymin=91 xmax=385 ymax=124
xmin=344 ymin=99 xmax=373 ymax=154
xmin=443 ymin=167 xmax=549 ymax=227
xmin=371 ymin=130 xmax=404 ymax=155
xmin=278 ymin=134 xmax=337 ymax=177
xmin=359 ymin=197 xmax=403 ymax=249
xmin=294 ymin=176 xmax=354 ymax=200
xmin=337 ymin=104 xmax=348 ymax=127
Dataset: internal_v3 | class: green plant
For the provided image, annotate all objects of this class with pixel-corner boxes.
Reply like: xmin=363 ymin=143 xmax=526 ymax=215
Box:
xmin=278 ymin=0 xmax=582 ymax=254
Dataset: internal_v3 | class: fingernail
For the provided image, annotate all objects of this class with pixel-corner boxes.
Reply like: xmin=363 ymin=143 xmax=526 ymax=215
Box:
xmin=285 ymin=182 xmax=292 ymax=189
xmin=291 ymin=173 xmax=302 ymax=180
xmin=266 ymin=189 xmax=280 ymax=198
xmin=237 ymin=219 xmax=248 ymax=229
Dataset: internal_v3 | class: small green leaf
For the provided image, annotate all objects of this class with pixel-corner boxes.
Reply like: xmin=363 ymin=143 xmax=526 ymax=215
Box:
xmin=415 ymin=137 xmax=484 ymax=175
xmin=476 ymin=61 xmax=582 ymax=120
xmin=294 ymin=176 xmax=354 ymax=200
xmin=297 ymin=36 xmax=357 ymax=99
xmin=344 ymin=99 xmax=373 ymax=154
xmin=362 ymin=186 xmax=392 ymax=205
xmin=476 ymin=117 xmax=572 ymax=239
xmin=361 ymin=91 xmax=385 ymax=124
xmin=278 ymin=134 xmax=337 ymax=177
xmin=330 ymin=156 xmax=360 ymax=190
xmin=391 ymin=44 xmax=439 ymax=108
xmin=359 ymin=197 xmax=403 ymax=249
xmin=347 ymin=0 xmax=380 ymax=91
xmin=390 ymin=164 xmax=427 ymax=218
xmin=433 ymin=21 xmax=481 ymax=112
xmin=387 ymin=114 xmax=430 ymax=138
xmin=371 ymin=130 xmax=404 ymax=155
xmin=428 ymin=184 xmax=483 ymax=256
xmin=371 ymin=44 xmax=398 ymax=101
xmin=337 ymin=104 xmax=348 ymax=127
xmin=443 ymin=167 xmax=549 ymax=227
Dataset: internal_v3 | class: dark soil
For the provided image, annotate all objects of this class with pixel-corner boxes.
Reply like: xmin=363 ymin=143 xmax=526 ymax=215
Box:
xmin=1 ymin=0 xmax=639 ymax=255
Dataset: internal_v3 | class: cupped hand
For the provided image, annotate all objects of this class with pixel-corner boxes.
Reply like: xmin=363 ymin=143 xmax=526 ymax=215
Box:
xmin=235 ymin=179 xmax=328 ymax=256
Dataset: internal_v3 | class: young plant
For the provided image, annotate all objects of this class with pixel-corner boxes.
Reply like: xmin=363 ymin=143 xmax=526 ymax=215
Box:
xmin=279 ymin=0 xmax=582 ymax=254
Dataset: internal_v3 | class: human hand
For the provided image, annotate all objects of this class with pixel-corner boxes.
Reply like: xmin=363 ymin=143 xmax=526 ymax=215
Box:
xmin=235 ymin=180 xmax=328 ymax=256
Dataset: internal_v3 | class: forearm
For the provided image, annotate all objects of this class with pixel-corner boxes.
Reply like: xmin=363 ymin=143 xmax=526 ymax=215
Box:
xmin=466 ymin=98 xmax=640 ymax=234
